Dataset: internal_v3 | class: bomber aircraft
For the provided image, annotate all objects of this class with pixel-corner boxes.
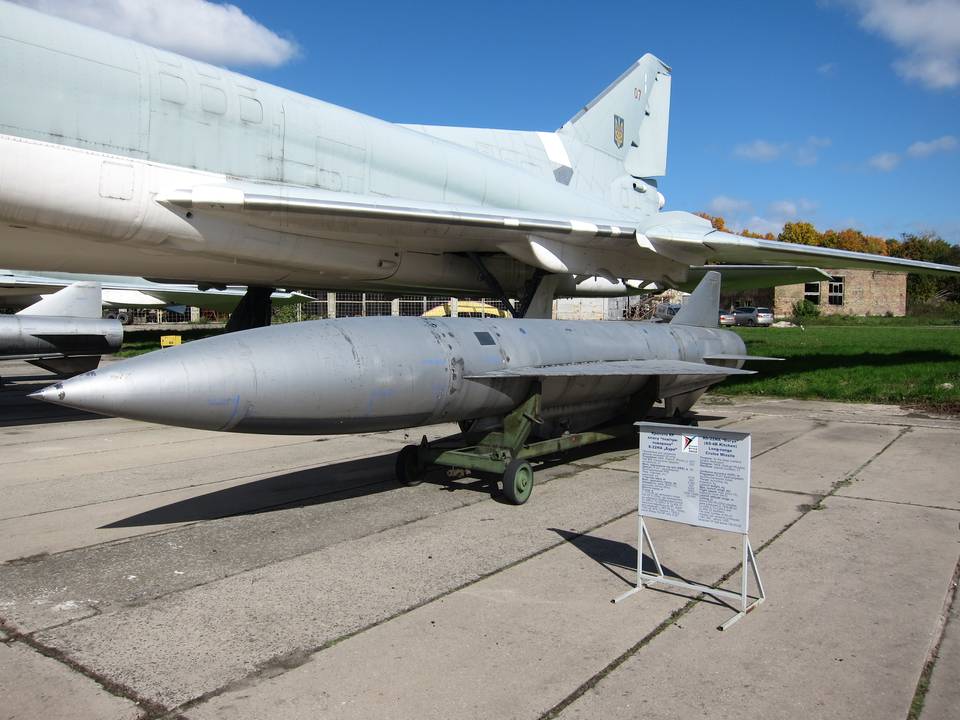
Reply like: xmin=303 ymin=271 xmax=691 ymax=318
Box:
xmin=1 ymin=1 xmax=957 ymax=327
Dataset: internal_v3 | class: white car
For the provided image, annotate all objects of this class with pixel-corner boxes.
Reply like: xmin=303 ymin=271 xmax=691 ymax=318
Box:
xmin=733 ymin=306 xmax=774 ymax=326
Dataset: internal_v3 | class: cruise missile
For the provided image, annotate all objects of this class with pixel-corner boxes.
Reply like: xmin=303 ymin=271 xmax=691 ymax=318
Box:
xmin=31 ymin=273 xmax=759 ymax=501
xmin=1 ymin=281 xmax=122 ymax=375
xmin=31 ymin=272 xmax=747 ymax=428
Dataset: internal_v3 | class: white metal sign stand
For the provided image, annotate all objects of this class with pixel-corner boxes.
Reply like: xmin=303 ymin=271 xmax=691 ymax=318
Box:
xmin=614 ymin=422 xmax=765 ymax=630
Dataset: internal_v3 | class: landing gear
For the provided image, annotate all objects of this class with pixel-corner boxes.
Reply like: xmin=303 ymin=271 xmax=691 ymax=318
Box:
xmin=225 ymin=286 xmax=274 ymax=332
xmin=501 ymin=459 xmax=534 ymax=505
xmin=463 ymin=254 xmax=559 ymax=319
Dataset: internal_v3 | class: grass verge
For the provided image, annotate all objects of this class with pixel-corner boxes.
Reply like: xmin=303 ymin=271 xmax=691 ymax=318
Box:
xmin=712 ymin=326 xmax=960 ymax=413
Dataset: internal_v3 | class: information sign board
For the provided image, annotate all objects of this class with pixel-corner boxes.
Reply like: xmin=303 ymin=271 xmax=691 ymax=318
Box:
xmin=615 ymin=422 xmax=765 ymax=630
xmin=636 ymin=423 xmax=751 ymax=534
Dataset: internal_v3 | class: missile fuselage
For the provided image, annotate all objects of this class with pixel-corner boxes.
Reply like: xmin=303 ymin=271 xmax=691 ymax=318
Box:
xmin=0 ymin=315 xmax=123 ymax=360
xmin=34 ymin=317 xmax=745 ymax=434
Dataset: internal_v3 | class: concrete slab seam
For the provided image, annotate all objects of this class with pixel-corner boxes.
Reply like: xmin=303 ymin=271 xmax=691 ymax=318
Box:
xmin=0 ymin=620 xmax=182 ymax=720
xmin=537 ymin=422 xmax=913 ymax=719
xmin=168 ymin=508 xmax=638 ymax=716
xmin=833 ymin=494 xmax=960 ymax=514
xmin=1 ymin=448 xmax=437 ymax=566
xmin=906 ymin=553 xmax=960 ymax=720
xmin=0 ymin=435 xmax=330 ymax=473
xmin=752 ymin=421 xmax=826 ymax=459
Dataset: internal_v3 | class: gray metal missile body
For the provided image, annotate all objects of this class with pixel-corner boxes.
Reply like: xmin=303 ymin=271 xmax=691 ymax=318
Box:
xmin=31 ymin=273 xmax=752 ymax=436
xmin=31 ymin=315 xmax=746 ymax=433
xmin=0 ymin=315 xmax=123 ymax=360
xmin=31 ymin=273 xmax=762 ymax=504
xmin=1 ymin=281 xmax=122 ymax=375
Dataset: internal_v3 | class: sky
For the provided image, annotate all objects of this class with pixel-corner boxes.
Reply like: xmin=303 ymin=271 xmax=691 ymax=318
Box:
xmin=17 ymin=0 xmax=960 ymax=243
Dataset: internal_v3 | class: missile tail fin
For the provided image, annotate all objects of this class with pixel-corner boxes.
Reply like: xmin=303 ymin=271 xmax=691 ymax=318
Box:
xmin=17 ymin=281 xmax=103 ymax=318
xmin=671 ymin=271 xmax=720 ymax=328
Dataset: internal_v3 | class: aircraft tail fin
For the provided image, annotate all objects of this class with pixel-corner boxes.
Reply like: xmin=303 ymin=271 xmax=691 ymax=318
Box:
xmin=559 ymin=54 xmax=672 ymax=177
xmin=671 ymin=271 xmax=720 ymax=328
xmin=17 ymin=282 xmax=103 ymax=318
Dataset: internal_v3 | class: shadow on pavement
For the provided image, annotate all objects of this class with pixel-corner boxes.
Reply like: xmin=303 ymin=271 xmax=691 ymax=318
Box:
xmin=550 ymin=527 xmax=733 ymax=608
xmin=0 ymin=378 xmax=103 ymax=427
xmin=102 ymin=410 xmax=734 ymax=528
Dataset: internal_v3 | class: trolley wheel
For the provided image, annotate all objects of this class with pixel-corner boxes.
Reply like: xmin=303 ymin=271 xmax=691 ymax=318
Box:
xmin=502 ymin=459 xmax=534 ymax=505
xmin=396 ymin=444 xmax=423 ymax=486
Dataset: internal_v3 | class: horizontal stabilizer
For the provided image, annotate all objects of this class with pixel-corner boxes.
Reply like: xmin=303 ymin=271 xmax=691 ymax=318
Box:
xmin=17 ymin=282 xmax=103 ymax=318
xmin=467 ymin=358 xmax=754 ymax=380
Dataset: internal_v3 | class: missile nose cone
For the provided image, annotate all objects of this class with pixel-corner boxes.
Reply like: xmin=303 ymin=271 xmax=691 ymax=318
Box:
xmin=29 ymin=372 xmax=112 ymax=415
xmin=24 ymin=343 xmax=258 ymax=431
xmin=29 ymin=383 xmax=66 ymax=403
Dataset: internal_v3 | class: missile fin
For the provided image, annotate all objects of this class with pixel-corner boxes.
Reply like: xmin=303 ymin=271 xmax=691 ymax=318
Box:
xmin=671 ymin=271 xmax=720 ymax=328
xmin=466 ymin=358 xmax=754 ymax=379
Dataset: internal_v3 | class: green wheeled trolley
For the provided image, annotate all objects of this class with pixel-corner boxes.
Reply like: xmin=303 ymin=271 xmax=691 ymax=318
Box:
xmin=395 ymin=387 xmax=635 ymax=505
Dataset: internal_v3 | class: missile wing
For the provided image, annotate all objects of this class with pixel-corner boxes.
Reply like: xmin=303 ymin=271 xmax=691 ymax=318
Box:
xmin=467 ymin=359 xmax=753 ymax=379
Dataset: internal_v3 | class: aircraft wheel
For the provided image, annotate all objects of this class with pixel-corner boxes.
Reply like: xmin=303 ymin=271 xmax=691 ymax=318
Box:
xmin=396 ymin=444 xmax=423 ymax=486
xmin=502 ymin=459 xmax=534 ymax=505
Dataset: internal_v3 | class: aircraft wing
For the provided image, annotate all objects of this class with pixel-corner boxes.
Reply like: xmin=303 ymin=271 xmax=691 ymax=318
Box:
xmin=158 ymin=187 xmax=632 ymax=240
xmin=467 ymin=359 xmax=754 ymax=379
xmin=163 ymin=188 xmax=960 ymax=283
xmin=0 ymin=271 xmax=311 ymax=312
xmin=640 ymin=213 xmax=960 ymax=277
xmin=676 ymin=266 xmax=832 ymax=291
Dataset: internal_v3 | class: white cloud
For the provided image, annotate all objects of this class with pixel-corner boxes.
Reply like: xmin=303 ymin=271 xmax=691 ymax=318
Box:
xmin=734 ymin=137 xmax=831 ymax=165
xmin=867 ymin=135 xmax=956 ymax=169
xmin=818 ymin=61 xmax=838 ymax=75
xmin=710 ymin=197 xmax=817 ymax=238
xmin=841 ymin=0 xmax=960 ymax=90
xmin=15 ymin=0 xmax=297 ymax=67
xmin=767 ymin=198 xmax=817 ymax=220
xmin=794 ymin=136 xmax=832 ymax=166
xmin=738 ymin=216 xmax=785 ymax=236
xmin=708 ymin=195 xmax=753 ymax=215
xmin=769 ymin=200 xmax=798 ymax=217
xmin=734 ymin=139 xmax=784 ymax=162
xmin=869 ymin=151 xmax=901 ymax=171
xmin=906 ymin=134 xmax=958 ymax=157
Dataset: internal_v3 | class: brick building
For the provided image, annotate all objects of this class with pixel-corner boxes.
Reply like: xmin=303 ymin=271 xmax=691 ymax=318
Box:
xmin=720 ymin=269 xmax=907 ymax=318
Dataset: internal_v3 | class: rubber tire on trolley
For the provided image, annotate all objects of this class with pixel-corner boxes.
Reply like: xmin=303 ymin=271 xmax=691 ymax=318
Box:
xmin=396 ymin=444 xmax=423 ymax=486
xmin=501 ymin=459 xmax=534 ymax=505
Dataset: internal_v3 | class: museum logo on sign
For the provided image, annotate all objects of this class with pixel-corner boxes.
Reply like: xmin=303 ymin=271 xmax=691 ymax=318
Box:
xmin=681 ymin=435 xmax=699 ymax=454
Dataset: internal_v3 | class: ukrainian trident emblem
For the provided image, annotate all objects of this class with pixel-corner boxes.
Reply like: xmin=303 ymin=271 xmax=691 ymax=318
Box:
xmin=613 ymin=114 xmax=625 ymax=149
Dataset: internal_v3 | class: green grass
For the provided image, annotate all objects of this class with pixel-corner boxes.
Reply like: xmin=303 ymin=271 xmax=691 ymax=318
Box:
xmin=117 ymin=328 xmax=224 ymax=358
xmin=714 ymin=326 xmax=960 ymax=412
xmin=795 ymin=314 xmax=960 ymax=326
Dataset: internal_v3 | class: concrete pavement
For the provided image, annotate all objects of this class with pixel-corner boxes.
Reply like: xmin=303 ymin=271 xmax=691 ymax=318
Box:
xmin=1 ymin=359 xmax=957 ymax=719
